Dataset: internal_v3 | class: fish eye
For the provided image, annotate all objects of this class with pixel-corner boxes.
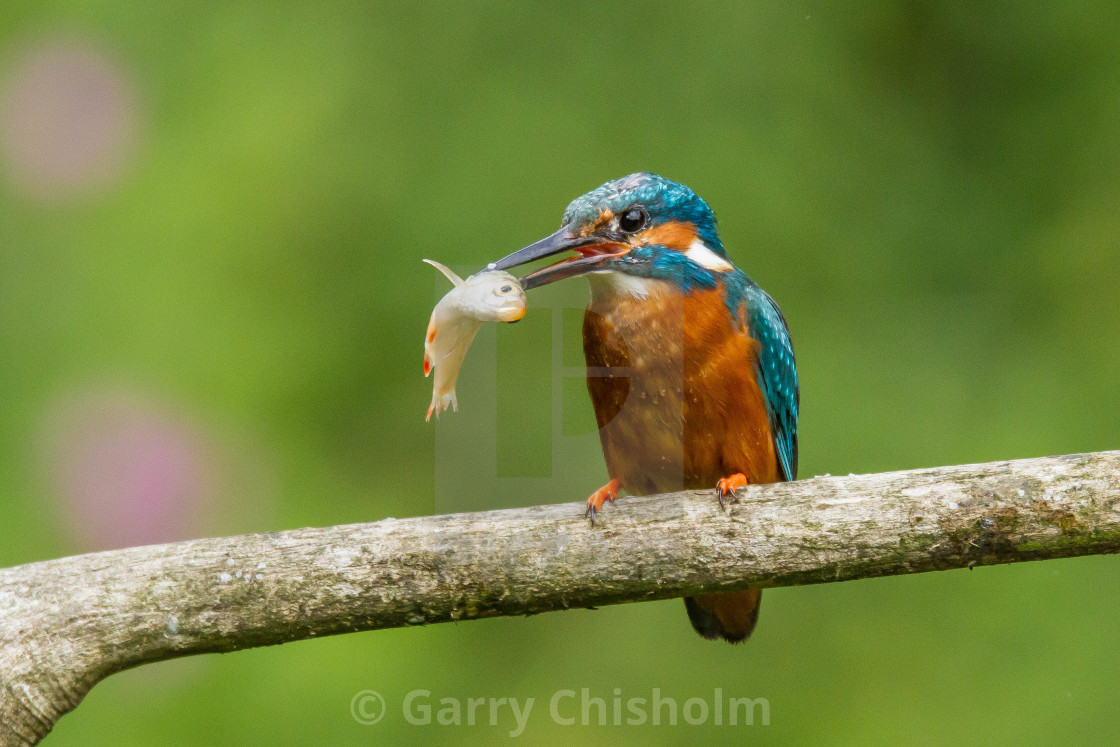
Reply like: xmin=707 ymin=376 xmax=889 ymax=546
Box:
xmin=500 ymin=285 xmax=513 ymax=293
xmin=618 ymin=207 xmax=648 ymax=234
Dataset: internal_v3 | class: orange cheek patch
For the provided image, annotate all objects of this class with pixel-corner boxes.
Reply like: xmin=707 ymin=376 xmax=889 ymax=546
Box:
xmin=636 ymin=220 xmax=698 ymax=251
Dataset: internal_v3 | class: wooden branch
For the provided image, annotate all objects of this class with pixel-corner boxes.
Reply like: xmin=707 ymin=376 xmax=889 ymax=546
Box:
xmin=3 ymin=451 xmax=1120 ymax=744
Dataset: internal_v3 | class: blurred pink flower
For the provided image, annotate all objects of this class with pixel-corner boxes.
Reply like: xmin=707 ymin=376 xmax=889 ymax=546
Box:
xmin=44 ymin=392 xmax=214 ymax=551
xmin=0 ymin=36 xmax=139 ymax=200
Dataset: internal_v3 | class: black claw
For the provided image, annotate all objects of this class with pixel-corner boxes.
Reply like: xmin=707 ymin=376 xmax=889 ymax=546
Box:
xmin=716 ymin=483 xmax=741 ymax=509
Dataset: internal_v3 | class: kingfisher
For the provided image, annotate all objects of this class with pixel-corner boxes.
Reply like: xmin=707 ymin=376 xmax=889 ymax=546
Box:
xmin=491 ymin=173 xmax=798 ymax=643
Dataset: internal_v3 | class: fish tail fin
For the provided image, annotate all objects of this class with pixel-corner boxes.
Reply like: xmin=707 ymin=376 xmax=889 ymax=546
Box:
xmin=426 ymin=390 xmax=457 ymax=422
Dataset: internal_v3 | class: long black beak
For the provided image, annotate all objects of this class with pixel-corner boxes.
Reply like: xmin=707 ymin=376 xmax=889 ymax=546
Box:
xmin=491 ymin=227 xmax=626 ymax=290
xmin=490 ymin=227 xmax=594 ymax=272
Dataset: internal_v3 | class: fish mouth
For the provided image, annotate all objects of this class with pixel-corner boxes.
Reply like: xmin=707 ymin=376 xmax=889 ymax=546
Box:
xmin=496 ymin=304 xmax=527 ymax=323
xmin=490 ymin=228 xmax=628 ymax=290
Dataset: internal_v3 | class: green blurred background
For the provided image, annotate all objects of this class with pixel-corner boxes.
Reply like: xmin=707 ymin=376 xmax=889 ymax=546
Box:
xmin=2 ymin=1 xmax=1119 ymax=744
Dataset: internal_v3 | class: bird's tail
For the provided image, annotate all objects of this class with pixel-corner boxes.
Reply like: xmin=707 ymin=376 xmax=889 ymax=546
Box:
xmin=684 ymin=589 xmax=762 ymax=644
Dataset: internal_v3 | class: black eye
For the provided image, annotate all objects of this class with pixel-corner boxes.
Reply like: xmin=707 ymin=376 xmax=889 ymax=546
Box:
xmin=618 ymin=208 xmax=647 ymax=233
xmin=500 ymin=285 xmax=513 ymax=293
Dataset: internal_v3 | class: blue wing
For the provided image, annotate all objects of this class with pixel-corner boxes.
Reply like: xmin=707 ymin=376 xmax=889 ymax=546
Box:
xmin=726 ymin=273 xmax=799 ymax=481
xmin=752 ymin=291 xmax=799 ymax=480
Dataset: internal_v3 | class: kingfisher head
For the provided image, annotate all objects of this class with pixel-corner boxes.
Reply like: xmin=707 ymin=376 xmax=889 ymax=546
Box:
xmin=492 ymin=173 xmax=734 ymax=294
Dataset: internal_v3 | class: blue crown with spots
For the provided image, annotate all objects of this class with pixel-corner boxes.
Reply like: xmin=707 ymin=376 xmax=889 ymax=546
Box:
xmin=562 ymin=173 xmax=725 ymax=255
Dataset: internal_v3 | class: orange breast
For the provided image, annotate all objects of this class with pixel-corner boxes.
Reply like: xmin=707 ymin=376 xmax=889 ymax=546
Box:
xmin=583 ymin=286 xmax=780 ymax=495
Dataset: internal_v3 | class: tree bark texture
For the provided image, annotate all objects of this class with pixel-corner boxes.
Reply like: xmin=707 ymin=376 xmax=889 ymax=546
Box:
xmin=2 ymin=451 xmax=1119 ymax=744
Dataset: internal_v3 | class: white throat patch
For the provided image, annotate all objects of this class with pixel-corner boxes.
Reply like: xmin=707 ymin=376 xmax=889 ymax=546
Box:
xmin=684 ymin=239 xmax=733 ymax=271
xmin=588 ymin=271 xmax=667 ymax=299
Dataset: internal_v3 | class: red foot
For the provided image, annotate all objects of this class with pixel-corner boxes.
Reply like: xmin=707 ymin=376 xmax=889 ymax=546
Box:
xmin=716 ymin=473 xmax=748 ymax=507
xmin=585 ymin=479 xmax=621 ymax=523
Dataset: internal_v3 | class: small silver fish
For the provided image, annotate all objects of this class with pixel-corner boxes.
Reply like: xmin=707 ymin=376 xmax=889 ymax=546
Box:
xmin=423 ymin=259 xmax=526 ymax=420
